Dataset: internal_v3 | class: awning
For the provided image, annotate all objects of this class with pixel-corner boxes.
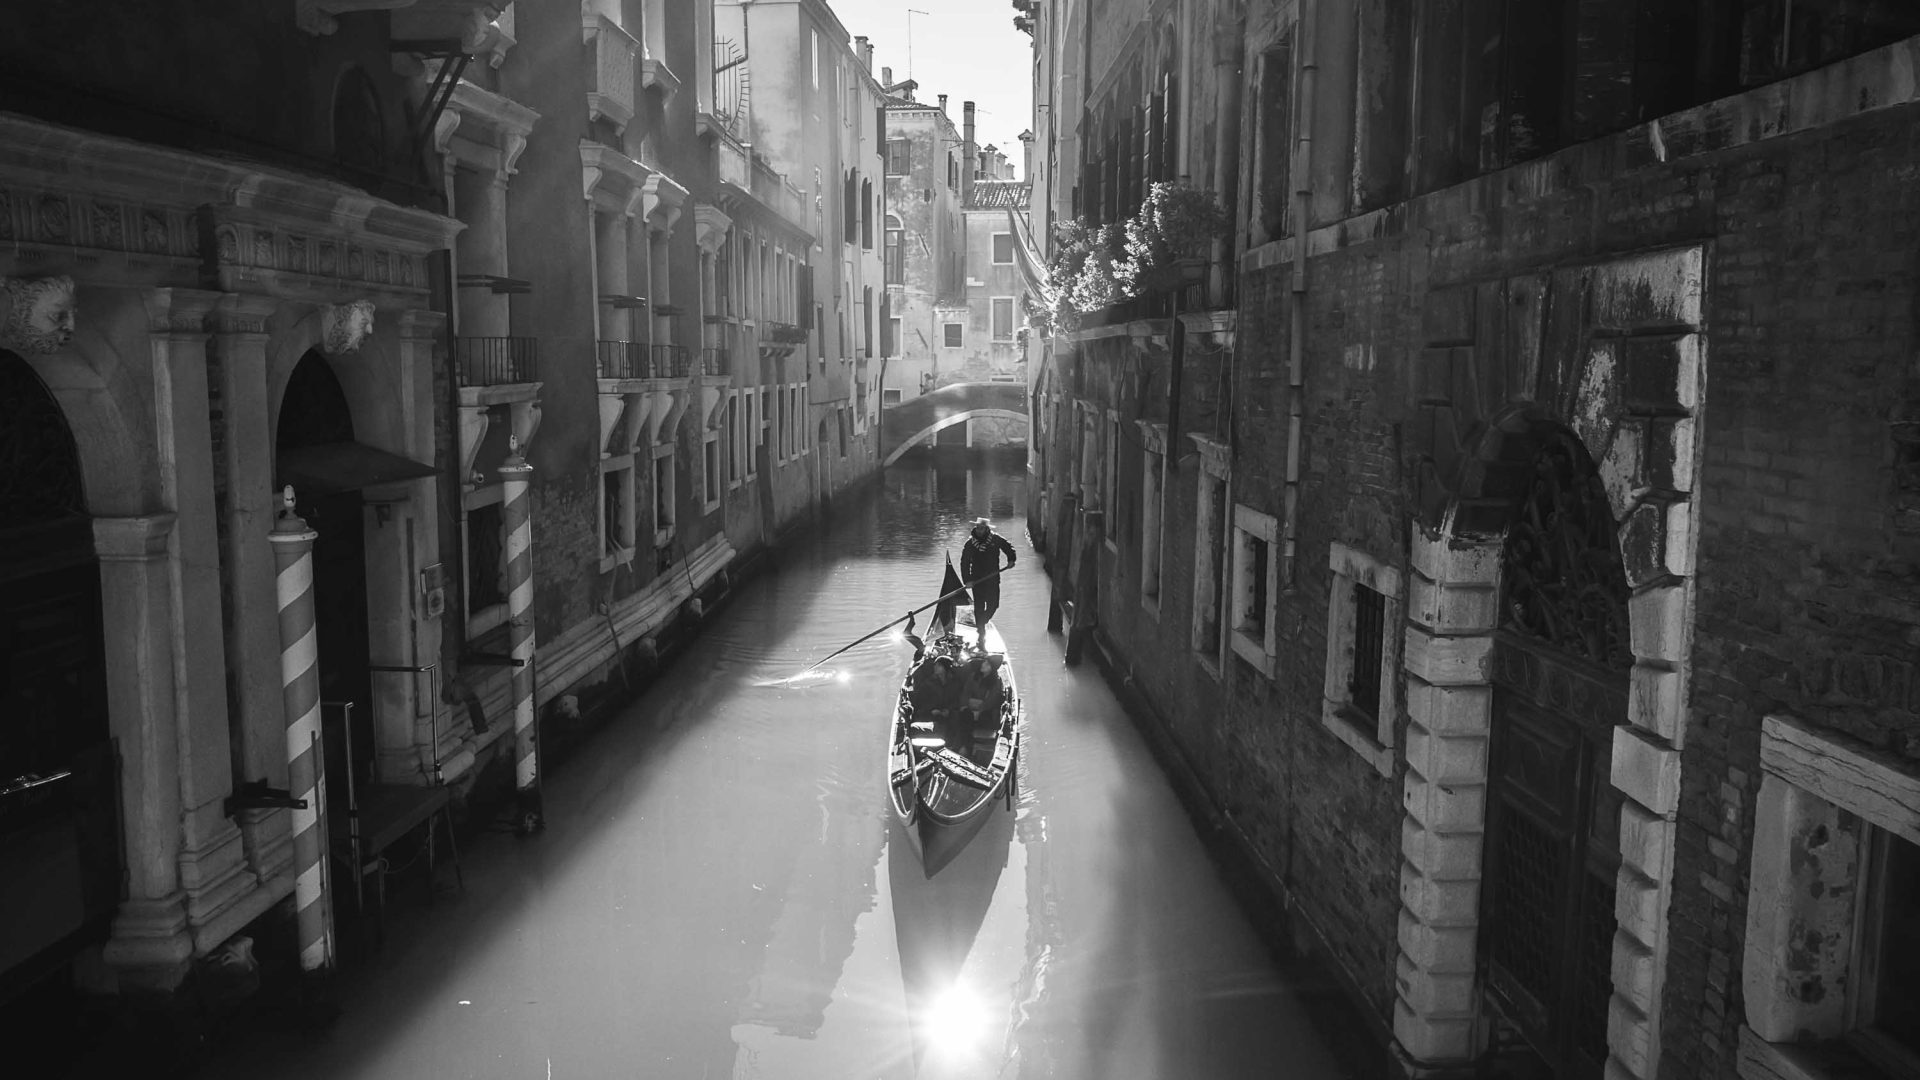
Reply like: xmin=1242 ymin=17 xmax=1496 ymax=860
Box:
xmin=276 ymin=442 xmax=438 ymax=496
xmin=1007 ymin=206 xmax=1057 ymax=307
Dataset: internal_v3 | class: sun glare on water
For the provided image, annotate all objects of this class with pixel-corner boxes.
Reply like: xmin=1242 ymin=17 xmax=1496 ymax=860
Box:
xmin=924 ymin=983 xmax=994 ymax=1060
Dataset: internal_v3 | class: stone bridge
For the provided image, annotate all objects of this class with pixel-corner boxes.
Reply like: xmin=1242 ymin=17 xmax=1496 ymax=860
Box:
xmin=879 ymin=380 xmax=1029 ymax=466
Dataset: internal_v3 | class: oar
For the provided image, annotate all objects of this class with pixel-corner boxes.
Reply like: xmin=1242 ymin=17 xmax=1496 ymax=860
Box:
xmin=788 ymin=568 xmax=1006 ymax=679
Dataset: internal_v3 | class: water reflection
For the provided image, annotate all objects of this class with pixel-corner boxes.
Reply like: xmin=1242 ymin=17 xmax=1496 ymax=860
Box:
xmin=194 ymin=453 xmax=1348 ymax=1080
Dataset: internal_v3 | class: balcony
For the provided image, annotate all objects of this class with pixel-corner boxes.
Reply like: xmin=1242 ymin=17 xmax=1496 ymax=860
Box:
xmin=457 ymin=336 xmax=539 ymax=386
xmin=702 ymin=347 xmax=731 ymax=376
xmin=596 ymin=340 xmax=650 ymax=380
xmin=582 ymin=12 xmax=640 ymax=134
xmin=652 ymin=343 xmax=692 ymax=378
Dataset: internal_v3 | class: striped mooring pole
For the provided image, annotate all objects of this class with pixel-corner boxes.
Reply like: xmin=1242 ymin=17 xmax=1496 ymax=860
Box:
xmin=500 ymin=437 xmax=543 ymax=832
xmin=268 ymin=486 xmax=334 ymax=971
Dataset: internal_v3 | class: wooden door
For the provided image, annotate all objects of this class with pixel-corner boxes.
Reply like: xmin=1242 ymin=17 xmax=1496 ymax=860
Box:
xmin=1481 ymin=429 xmax=1632 ymax=1079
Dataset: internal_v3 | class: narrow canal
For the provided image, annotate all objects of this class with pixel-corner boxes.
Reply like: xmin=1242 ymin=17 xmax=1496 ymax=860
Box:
xmin=200 ymin=455 xmax=1354 ymax=1080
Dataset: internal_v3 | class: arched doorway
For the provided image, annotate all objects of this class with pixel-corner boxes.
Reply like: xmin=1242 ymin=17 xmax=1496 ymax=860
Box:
xmin=276 ymin=351 xmax=374 ymax=806
xmin=1481 ymin=426 xmax=1629 ymax=1080
xmin=0 ymin=351 xmax=117 ymax=1001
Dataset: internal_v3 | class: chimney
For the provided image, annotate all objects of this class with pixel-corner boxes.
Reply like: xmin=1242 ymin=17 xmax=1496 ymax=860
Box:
xmin=962 ymin=100 xmax=976 ymax=207
xmin=937 ymin=94 xmax=948 ymax=116
xmin=882 ymin=65 xmax=892 ymax=87
xmin=1019 ymin=129 xmax=1035 ymax=182
xmin=855 ymin=36 xmax=872 ymax=71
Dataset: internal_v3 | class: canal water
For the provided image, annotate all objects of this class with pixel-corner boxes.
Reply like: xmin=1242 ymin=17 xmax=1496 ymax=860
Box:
xmin=199 ymin=455 xmax=1352 ymax=1080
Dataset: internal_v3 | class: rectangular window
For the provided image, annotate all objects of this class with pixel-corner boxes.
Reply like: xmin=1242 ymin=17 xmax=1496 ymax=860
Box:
xmin=1140 ymin=431 xmax=1165 ymax=607
xmin=1320 ymin=542 xmax=1403 ymax=776
xmin=727 ymin=395 xmax=741 ymax=485
xmin=703 ymin=435 xmax=720 ymax=509
xmin=653 ymin=452 xmax=675 ymax=539
xmin=887 ymin=317 xmax=902 ymax=356
xmin=886 ymin=138 xmax=911 ymax=175
xmin=991 ymin=297 xmax=1015 ymax=341
xmin=1743 ymin=713 xmax=1920 ymax=1080
xmin=1857 ymin=827 xmax=1920 ymax=1070
xmin=885 ymin=230 xmax=905 ymax=284
xmin=992 ymin=233 xmax=1015 ymax=264
xmin=1229 ymin=504 xmax=1278 ymax=677
xmin=600 ymin=458 xmax=635 ymax=566
xmin=464 ymin=495 xmax=507 ymax=640
xmin=1102 ymin=411 xmax=1119 ymax=549
xmin=1349 ymin=585 xmax=1385 ymax=716
xmin=943 ymin=323 xmax=963 ymax=348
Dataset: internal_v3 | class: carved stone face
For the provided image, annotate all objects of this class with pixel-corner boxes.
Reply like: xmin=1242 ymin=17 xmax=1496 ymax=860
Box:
xmin=1 ymin=276 xmax=77 ymax=355
xmin=322 ymin=299 xmax=377 ymax=355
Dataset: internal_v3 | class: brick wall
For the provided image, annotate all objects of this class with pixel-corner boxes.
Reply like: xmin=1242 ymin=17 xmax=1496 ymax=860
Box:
xmin=1039 ymin=84 xmax=1920 ymax=1080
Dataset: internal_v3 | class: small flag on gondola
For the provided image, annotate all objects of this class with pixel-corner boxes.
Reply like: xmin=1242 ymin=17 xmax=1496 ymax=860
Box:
xmin=932 ymin=555 xmax=970 ymax=635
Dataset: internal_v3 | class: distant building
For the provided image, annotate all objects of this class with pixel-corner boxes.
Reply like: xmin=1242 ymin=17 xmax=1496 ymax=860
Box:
xmin=882 ymin=91 xmax=965 ymax=405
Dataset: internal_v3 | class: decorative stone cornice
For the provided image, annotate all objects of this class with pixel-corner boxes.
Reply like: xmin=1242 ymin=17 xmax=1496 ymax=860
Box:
xmin=693 ymin=204 xmax=733 ymax=254
xmin=580 ymin=141 xmax=652 ymax=208
xmin=0 ymin=276 xmax=76 ymax=354
xmin=1189 ymin=431 xmax=1231 ymax=479
xmin=321 ymin=300 xmax=377 ymax=354
xmin=93 ymin=513 xmax=178 ymax=560
xmin=642 ymin=173 xmax=689 ymax=236
xmin=210 ymin=293 xmax=279 ymax=337
xmin=142 ymin=287 xmax=222 ymax=336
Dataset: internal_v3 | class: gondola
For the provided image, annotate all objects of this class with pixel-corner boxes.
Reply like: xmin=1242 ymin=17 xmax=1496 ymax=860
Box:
xmin=887 ymin=601 xmax=1021 ymax=879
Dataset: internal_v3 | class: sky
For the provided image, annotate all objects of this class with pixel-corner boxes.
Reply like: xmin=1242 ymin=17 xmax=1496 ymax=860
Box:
xmin=827 ymin=0 xmax=1035 ymax=176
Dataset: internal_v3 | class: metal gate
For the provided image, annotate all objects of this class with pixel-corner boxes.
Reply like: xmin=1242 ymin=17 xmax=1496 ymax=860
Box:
xmin=1482 ymin=429 xmax=1631 ymax=1079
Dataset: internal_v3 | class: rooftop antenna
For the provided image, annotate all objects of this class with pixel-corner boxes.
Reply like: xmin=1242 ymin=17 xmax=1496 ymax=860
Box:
xmin=906 ymin=8 xmax=929 ymax=81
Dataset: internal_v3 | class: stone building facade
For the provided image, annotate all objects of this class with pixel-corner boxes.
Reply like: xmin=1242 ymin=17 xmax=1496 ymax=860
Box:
xmin=1018 ymin=2 xmax=1920 ymax=1080
xmin=0 ymin=0 xmax=884 ymax=1051
xmin=882 ymin=92 xmax=967 ymax=405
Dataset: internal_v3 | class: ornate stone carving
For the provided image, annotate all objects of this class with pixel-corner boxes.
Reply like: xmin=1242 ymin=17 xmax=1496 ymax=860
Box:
xmin=37 ymin=195 xmax=70 ymax=242
xmin=141 ymin=209 xmax=168 ymax=253
xmin=321 ymin=300 xmax=376 ymax=355
xmin=91 ymin=202 xmax=124 ymax=249
xmin=0 ymin=276 xmax=77 ymax=355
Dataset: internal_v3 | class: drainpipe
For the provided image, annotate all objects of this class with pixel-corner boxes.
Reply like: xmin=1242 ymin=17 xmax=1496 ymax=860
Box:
xmin=1281 ymin=0 xmax=1317 ymax=588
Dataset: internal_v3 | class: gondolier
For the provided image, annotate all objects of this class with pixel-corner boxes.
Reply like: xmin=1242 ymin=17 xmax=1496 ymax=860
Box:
xmin=960 ymin=517 xmax=1017 ymax=644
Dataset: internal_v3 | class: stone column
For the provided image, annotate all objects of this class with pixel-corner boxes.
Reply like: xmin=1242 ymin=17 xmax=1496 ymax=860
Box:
xmin=95 ymin=514 xmax=191 ymax=990
xmin=269 ymin=489 xmax=333 ymax=972
xmin=144 ymin=288 xmax=259 ymax=954
xmin=500 ymin=438 xmax=541 ymax=830
xmin=212 ymin=295 xmax=296 ymax=888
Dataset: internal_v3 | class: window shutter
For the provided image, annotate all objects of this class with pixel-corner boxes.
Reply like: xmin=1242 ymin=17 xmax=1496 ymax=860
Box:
xmin=797 ymin=271 xmax=813 ymax=329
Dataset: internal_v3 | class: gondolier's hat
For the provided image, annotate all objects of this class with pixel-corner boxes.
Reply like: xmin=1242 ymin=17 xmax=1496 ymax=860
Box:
xmin=972 ymin=516 xmax=992 ymax=529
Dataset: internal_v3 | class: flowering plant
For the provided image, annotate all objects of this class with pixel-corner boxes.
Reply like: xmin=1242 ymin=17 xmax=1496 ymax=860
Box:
xmin=1045 ymin=218 xmax=1126 ymax=332
xmin=1115 ymin=182 xmax=1228 ymax=296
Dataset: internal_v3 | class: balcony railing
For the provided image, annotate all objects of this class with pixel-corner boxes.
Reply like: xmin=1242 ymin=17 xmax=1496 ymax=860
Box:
xmin=596 ymin=340 xmax=649 ymax=380
xmin=652 ymin=343 xmax=692 ymax=378
xmin=702 ymin=347 xmax=731 ymax=376
xmin=457 ymin=336 xmax=539 ymax=386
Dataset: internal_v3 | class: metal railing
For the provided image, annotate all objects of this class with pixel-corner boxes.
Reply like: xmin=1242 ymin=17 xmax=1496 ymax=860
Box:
xmin=701 ymin=347 xmax=731 ymax=376
xmin=456 ymin=336 xmax=539 ymax=386
xmin=596 ymin=340 xmax=649 ymax=380
xmin=652 ymin=343 xmax=692 ymax=378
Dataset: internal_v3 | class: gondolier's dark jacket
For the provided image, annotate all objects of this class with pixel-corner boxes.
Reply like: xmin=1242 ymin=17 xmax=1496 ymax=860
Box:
xmin=960 ymin=531 xmax=1017 ymax=586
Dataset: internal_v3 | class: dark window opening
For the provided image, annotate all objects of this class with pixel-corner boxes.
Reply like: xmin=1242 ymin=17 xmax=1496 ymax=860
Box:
xmin=468 ymin=502 xmax=505 ymax=610
xmin=1350 ymin=583 xmax=1387 ymax=719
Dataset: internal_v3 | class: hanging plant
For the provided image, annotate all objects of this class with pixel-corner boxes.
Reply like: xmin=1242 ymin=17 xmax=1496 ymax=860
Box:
xmin=1116 ymin=182 xmax=1229 ymax=297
